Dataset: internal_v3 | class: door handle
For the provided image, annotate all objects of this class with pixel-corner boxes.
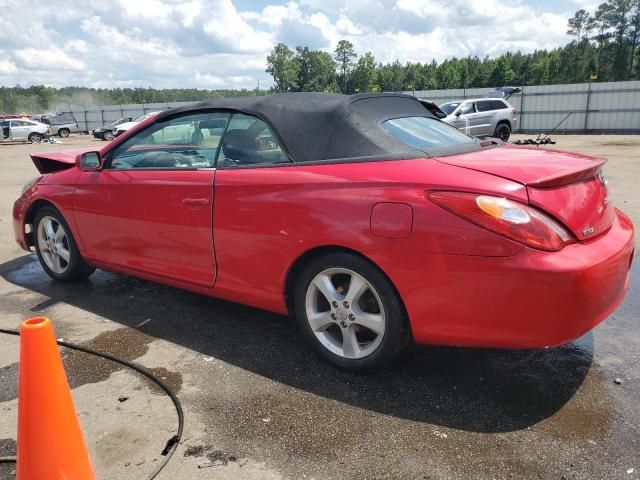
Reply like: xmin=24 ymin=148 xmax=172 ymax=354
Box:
xmin=182 ymin=198 xmax=210 ymax=206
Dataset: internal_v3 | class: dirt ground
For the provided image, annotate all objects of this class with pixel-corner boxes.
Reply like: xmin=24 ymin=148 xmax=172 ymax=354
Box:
xmin=0 ymin=134 xmax=638 ymax=480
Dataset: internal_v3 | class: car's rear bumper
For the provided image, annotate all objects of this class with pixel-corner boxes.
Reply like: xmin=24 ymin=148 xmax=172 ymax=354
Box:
xmin=371 ymin=208 xmax=634 ymax=349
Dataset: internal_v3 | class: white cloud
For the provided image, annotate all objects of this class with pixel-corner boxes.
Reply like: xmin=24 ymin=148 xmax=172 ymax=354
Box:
xmin=0 ymin=0 xmax=574 ymax=89
xmin=0 ymin=59 xmax=19 ymax=76
xmin=14 ymin=49 xmax=86 ymax=71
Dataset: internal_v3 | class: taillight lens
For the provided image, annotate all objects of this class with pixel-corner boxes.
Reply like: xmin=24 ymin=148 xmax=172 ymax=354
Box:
xmin=428 ymin=191 xmax=573 ymax=251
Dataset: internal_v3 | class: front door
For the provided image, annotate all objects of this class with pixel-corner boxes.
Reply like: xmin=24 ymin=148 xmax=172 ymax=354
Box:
xmin=9 ymin=120 xmax=28 ymax=140
xmin=73 ymin=111 xmax=230 ymax=287
xmin=453 ymin=102 xmax=476 ymax=135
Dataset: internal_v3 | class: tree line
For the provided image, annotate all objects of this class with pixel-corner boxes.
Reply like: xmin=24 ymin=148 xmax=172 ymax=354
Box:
xmin=267 ymin=0 xmax=640 ymax=93
xmin=1 ymin=0 xmax=638 ymax=114
xmin=0 ymin=86 xmax=268 ymax=115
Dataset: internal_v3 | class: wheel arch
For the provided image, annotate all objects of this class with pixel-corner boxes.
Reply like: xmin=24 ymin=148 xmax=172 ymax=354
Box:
xmin=283 ymin=245 xmax=409 ymax=325
xmin=496 ymin=119 xmax=511 ymax=129
xmin=24 ymin=199 xmax=62 ymax=247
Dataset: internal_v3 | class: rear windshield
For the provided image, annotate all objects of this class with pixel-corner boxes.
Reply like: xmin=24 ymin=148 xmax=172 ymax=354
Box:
xmin=440 ymin=103 xmax=459 ymax=115
xmin=382 ymin=116 xmax=475 ymax=151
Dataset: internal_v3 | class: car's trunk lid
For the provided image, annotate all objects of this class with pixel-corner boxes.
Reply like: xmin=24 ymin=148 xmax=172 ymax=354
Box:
xmin=31 ymin=148 xmax=95 ymax=174
xmin=436 ymin=145 xmax=614 ymax=241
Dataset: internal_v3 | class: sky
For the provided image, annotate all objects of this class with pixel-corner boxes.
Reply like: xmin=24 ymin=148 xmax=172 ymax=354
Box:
xmin=0 ymin=0 xmax=597 ymax=90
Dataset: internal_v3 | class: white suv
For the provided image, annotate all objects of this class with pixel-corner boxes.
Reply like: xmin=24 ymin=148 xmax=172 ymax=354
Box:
xmin=440 ymin=98 xmax=517 ymax=141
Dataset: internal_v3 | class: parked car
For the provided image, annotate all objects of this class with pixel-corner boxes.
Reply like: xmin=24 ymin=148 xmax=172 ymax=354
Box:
xmin=13 ymin=93 xmax=634 ymax=371
xmin=440 ymin=98 xmax=517 ymax=141
xmin=32 ymin=113 xmax=80 ymax=138
xmin=1 ymin=118 xmax=50 ymax=143
xmin=113 ymin=112 xmax=160 ymax=137
xmin=92 ymin=117 xmax=133 ymax=141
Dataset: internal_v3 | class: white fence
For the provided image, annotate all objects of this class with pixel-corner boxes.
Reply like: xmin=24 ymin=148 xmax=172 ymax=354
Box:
xmin=408 ymin=80 xmax=640 ymax=133
xmin=57 ymin=80 xmax=640 ymax=134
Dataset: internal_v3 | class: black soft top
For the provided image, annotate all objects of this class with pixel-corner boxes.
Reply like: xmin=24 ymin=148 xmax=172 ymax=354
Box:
xmin=156 ymin=92 xmax=480 ymax=163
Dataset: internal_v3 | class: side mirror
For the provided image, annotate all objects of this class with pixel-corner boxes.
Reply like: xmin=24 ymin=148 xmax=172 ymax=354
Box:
xmin=455 ymin=111 xmax=462 ymax=117
xmin=78 ymin=151 xmax=102 ymax=171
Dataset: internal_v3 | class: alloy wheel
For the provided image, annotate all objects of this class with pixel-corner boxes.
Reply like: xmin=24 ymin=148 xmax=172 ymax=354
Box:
xmin=37 ymin=216 xmax=71 ymax=274
xmin=305 ymin=267 xmax=386 ymax=359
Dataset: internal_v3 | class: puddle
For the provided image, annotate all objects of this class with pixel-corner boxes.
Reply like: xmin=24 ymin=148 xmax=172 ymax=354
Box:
xmin=63 ymin=328 xmax=154 ymax=390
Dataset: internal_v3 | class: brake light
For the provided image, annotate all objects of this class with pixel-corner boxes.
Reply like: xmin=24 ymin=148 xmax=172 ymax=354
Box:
xmin=512 ymin=108 xmax=517 ymax=115
xmin=428 ymin=191 xmax=573 ymax=251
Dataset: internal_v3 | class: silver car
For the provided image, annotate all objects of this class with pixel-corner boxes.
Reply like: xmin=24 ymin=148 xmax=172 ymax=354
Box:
xmin=31 ymin=113 xmax=80 ymax=137
xmin=440 ymin=98 xmax=517 ymax=141
xmin=1 ymin=119 xmax=50 ymax=143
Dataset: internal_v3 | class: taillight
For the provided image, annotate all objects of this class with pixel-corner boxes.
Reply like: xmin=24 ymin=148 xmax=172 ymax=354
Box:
xmin=512 ymin=108 xmax=517 ymax=115
xmin=428 ymin=191 xmax=573 ymax=251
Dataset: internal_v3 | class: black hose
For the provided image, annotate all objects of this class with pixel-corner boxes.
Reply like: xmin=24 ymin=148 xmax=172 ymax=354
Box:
xmin=0 ymin=327 xmax=183 ymax=479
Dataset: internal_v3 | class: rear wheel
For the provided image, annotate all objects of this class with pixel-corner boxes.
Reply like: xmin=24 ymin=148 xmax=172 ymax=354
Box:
xmin=58 ymin=128 xmax=70 ymax=138
xmin=494 ymin=122 xmax=511 ymax=141
xmin=103 ymin=130 xmax=114 ymax=141
xmin=34 ymin=206 xmax=95 ymax=282
xmin=28 ymin=133 xmax=43 ymax=144
xmin=294 ymin=253 xmax=410 ymax=371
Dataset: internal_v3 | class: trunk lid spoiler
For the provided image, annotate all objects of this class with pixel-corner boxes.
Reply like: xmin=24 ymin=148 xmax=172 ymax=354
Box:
xmin=436 ymin=145 xmax=613 ymax=241
xmin=31 ymin=148 xmax=96 ymax=174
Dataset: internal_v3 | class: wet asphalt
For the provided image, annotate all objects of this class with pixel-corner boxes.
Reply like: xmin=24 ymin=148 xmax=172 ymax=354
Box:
xmin=0 ymin=136 xmax=638 ymax=479
xmin=0 ymin=252 xmax=638 ymax=479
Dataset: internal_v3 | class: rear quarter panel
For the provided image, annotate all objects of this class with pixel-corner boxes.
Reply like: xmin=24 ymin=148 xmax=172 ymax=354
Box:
xmin=212 ymin=158 xmax=526 ymax=303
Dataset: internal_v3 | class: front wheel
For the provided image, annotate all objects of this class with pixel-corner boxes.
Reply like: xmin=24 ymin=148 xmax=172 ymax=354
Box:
xmin=103 ymin=130 xmax=114 ymax=141
xmin=494 ymin=123 xmax=511 ymax=142
xmin=34 ymin=207 xmax=95 ymax=282
xmin=28 ymin=133 xmax=43 ymax=144
xmin=58 ymin=128 xmax=70 ymax=138
xmin=294 ymin=253 xmax=410 ymax=371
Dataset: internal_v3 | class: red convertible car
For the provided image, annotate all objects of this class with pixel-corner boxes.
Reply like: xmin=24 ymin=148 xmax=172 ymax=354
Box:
xmin=13 ymin=93 xmax=634 ymax=370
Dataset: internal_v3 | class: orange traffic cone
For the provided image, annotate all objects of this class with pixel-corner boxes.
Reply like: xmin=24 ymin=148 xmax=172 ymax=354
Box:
xmin=17 ymin=317 xmax=95 ymax=479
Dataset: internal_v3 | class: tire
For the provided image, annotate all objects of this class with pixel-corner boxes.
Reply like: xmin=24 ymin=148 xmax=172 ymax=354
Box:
xmin=33 ymin=206 xmax=95 ymax=282
xmin=494 ymin=122 xmax=511 ymax=142
xmin=103 ymin=130 xmax=114 ymax=141
xmin=58 ymin=128 xmax=70 ymax=138
xmin=294 ymin=252 xmax=410 ymax=371
xmin=28 ymin=133 xmax=43 ymax=144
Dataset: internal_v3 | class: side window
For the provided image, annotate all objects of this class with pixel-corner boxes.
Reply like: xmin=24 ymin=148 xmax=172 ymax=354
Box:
xmin=460 ymin=103 xmax=475 ymax=115
xmin=476 ymin=101 xmax=493 ymax=112
xmin=108 ymin=112 xmax=229 ymax=170
xmin=217 ymin=114 xmax=290 ymax=167
xmin=490 ymin=100 xmax=508 ymax=110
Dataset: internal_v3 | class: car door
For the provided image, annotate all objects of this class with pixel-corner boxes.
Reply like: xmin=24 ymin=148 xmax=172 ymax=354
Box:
xmin=73 ymin=111 xmax=230 ymax=287
xmin=452 ymin=102 xmax=476 ymax=134
xmin=10 ymin=120 xmax=28 ymax=140
xmin=472 ymin=100 xmax=497 ymax=136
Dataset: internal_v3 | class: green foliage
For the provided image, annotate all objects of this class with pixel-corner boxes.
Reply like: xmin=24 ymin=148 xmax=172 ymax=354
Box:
xmin=266 ymin=43 xmax=299 ymax=92
xmin=334 ymin=40 xmax=357 ymax=93
xmin=0 ymin=85 xmax=269 ymax=115
xmin=263 ymin=0 xmax=640 ymax=94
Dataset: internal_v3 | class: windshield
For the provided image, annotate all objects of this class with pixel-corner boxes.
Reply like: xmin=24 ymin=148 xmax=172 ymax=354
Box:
xmin=133 ymin=114 xmax=151 ymax=123
xmin=439 ymin=103 xmax=460 ymax=115
xmin=383 ymin=116 xmax=475 ymax=151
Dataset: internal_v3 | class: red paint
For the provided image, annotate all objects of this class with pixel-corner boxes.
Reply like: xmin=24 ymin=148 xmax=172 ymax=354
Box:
xmin=370 ymin=203 xmax=413 ymax=239
xmin=13 ymin=137 xmax=635 ymax=349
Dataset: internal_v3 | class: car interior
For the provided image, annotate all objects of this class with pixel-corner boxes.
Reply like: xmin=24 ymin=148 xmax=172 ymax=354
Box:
xmin=109 ymin=113 xmax=290 ymax=169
